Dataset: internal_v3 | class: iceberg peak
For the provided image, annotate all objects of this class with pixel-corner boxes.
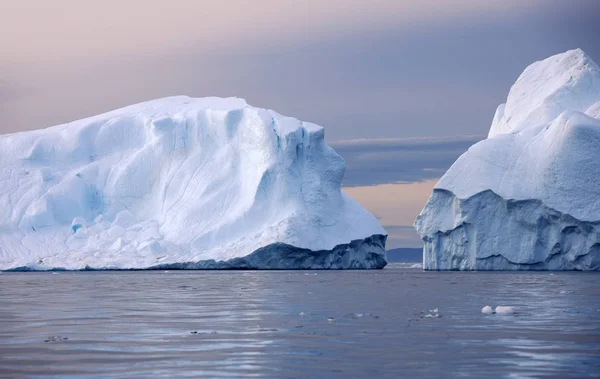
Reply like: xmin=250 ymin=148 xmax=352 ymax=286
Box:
xmin=489 ymin=48 xmax=600 ymax=138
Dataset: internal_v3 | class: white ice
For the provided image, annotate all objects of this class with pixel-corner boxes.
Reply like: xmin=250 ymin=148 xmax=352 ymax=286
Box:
xmin=415 ymin=49 xmax=600 ymax=271
xmin=494 ymin=306 xmax=515 ymax=315
xmin=0 ymin=97 xmax=386 ymax=270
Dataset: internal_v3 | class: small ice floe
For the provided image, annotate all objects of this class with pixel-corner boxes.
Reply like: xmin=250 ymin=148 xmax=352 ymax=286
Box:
xmin=327 ymin=317 xmax=336 ymax=322
xmin=481 ymin=305 xmax=494 ymax=314
xmin=163 ymin=271 xmax=170 ymax=274
xmin=299 ymin=312 xmax=306 ymax=317
xmin=559 ymin=290 xmax=574 ymax=295
xmin=304 ymin=273 xmax=317 ymax=276
xmin=495 ymin=306 xmax=515 ymax=315
xmin=423 ymin=308 xmax=441 ymax=318
xmin=51 ymin=272 xmax=60 ymax=275
xmin=394 ymin=262 xmax=423 ymax=269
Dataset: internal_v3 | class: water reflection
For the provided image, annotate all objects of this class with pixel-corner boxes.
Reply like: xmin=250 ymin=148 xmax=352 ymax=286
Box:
xmin=0 ymin=269 xmax=598 ymax=378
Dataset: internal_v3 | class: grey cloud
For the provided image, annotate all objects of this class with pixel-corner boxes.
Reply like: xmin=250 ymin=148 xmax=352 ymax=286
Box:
xmin=382 ymin=225 xmax=422 ymax=249
xmin=2 ymin=0 xmax=599 ymax=139
xmin=331 ymin=135 xmax=483 ymax=187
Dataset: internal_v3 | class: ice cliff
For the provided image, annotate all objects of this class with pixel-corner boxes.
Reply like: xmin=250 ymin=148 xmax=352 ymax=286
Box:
xmin=415 ymin=49 xmax=600 ymax=270
xmin=0 ymin=97 xmax=386 ymax=270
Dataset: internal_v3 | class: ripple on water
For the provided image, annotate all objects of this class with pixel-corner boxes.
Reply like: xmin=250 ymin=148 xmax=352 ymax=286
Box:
xmin=0 ymin=269 xmax=598 ymax=378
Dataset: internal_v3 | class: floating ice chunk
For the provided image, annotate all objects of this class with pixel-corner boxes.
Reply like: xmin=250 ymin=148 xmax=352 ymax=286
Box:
xmin=481 ymin=306 xmax=494 ymax=314
xmin=423 ymin=308 xmax=441 ymax=318
xmin=495 ymin=306 xmax=515 ymax=315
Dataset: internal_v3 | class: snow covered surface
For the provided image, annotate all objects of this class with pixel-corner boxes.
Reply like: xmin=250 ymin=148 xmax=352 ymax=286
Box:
xmin=481 ymin=306 xmax=515 ymax=315
xmin=0 ymin=96 xmax=386 ymax=270
xmin=489 ymin=48 xmax=600 ymax=138
xmin=495 ymin=306 xmax=515 ymax=315
xmin=415 ymin=49 xmax=600 ymax=271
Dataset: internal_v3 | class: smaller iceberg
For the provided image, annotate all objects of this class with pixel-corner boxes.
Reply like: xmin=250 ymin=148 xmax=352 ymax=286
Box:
xmin=415 ymin=49 xmax=600 ymax=271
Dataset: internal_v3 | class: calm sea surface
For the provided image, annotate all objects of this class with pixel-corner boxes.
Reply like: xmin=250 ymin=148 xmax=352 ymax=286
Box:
xmin=0 ymin=264 xmax=599 ymax=378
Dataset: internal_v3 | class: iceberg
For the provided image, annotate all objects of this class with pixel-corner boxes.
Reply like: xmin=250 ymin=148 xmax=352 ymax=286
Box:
xmin=0 ymin=97 xmax=386 ymax=270
xmin=415 ymin=49 xmax=600 ymax=270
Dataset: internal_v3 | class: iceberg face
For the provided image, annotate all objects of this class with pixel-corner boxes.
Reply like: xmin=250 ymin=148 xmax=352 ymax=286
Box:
xmin=415 ymin=49 xmax=600 ymax=271
xmin=0 ymin=96 xmax=386 ymax=270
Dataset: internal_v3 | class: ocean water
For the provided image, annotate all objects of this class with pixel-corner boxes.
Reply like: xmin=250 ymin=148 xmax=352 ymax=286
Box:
xmin=0 ymin=264 xmax=599 ymax=378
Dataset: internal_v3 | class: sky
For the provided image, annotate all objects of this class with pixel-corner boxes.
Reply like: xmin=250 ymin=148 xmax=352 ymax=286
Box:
xmin=2 ymin=0 xmax=599 ymax=248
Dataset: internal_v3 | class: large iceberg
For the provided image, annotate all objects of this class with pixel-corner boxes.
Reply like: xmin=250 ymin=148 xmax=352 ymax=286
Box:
xmin=0 ymin=97 xmax=386 ymax=270
xmin=415 ymin=49 xmax=600 ymax=270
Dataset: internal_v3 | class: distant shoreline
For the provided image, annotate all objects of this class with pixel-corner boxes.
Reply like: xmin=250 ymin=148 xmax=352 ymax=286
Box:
xmin=386 ymin=248 xmax=422 ymax=262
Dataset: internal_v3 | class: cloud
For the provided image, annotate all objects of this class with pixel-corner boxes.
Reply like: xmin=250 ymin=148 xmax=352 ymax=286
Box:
xmin=343 ymin=179 xmax=437 ymax=248
xmin=2 ymin=0 xmax=598 ymax=138
xmin=383 ymin=225 xmax=423 ymax=249
xmin=332 ymin=135 xmax=482 ymax=187
xmin=1 ymin=0 xmax=540 ymax=63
